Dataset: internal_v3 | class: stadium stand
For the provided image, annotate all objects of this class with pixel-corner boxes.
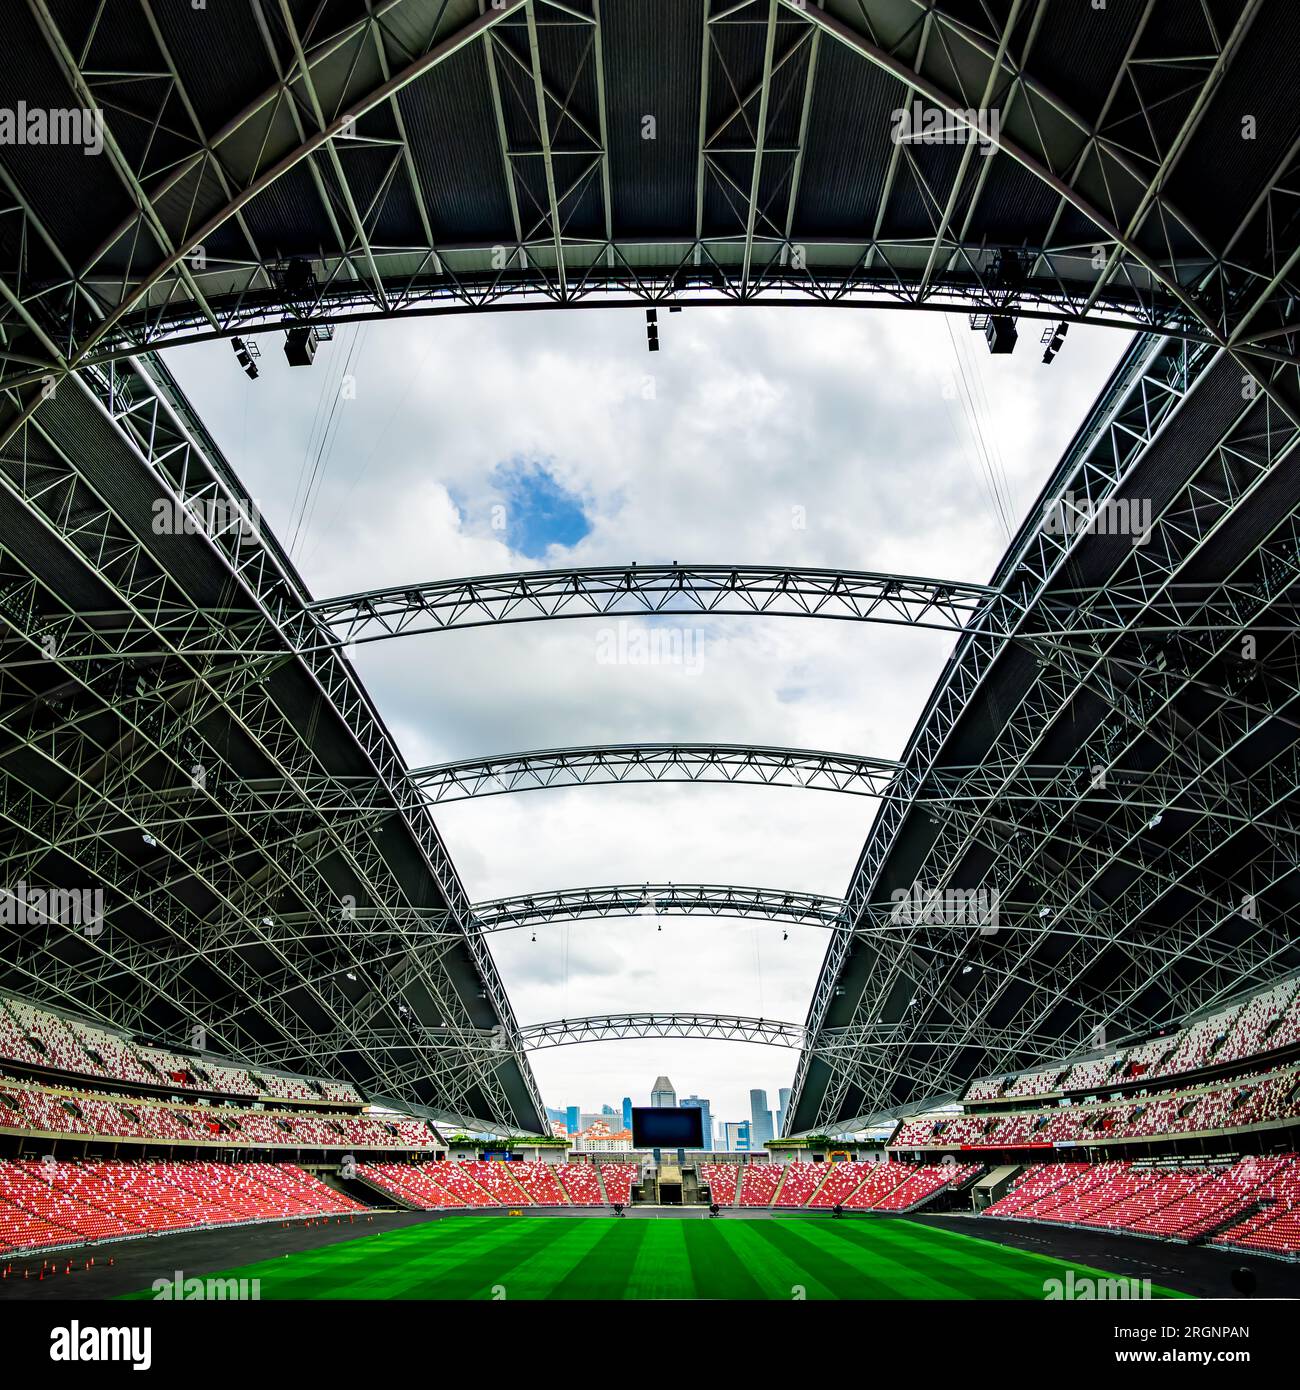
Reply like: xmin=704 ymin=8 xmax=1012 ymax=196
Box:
xmin=983 ymin=1156 xmax=1300 ymax=1257
xmin=699 ymin=1163 xmax=740 ymax=1205
xmin=0 ymin=993 xmax=364 ymax=1106
xmin=737 ymin=1164 xmax=783 ymax=1207
xmin=357 ymin=1163 xmax=465 ymax=1208
xmin=357 ymin=1161 xmax=613 ymax=1209
xmin=0 ymin=1075 xmax=434 ymax=1150
xmin=508 ymin=1161 xmax=570 ymax=1205
xmin=422 ymin=1162 xmax=497 ymax=1206
xmin=895 ymin=1062 xmax=1300 ymax=1151
xmin=807 ymin=1162 xmax=875 ymax=1208
xmin=870 ymin=1163 xmax=981 ymax=1210
xmin=0 ymin=1160 xmax=363 ymax=1254
xmin=598 ymin=1163 xmax=639 ymax=1204
xmin=463 ymin=1160 xmax=531 ymax=1204
xmin=963 ymin=974 xmax=1300 ymax=1105
xmin=692 ymin=1160 xmax=978 ymax=1212
xmin=555 ymin=1164 xmax=604 ymax=1205
xmin=772 ymin=1162 xmax=826 ymax=1207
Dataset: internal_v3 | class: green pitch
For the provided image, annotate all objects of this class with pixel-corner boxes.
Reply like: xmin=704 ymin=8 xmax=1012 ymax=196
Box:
xmin=121 ymin=1216 xmax=1188 ymax=1300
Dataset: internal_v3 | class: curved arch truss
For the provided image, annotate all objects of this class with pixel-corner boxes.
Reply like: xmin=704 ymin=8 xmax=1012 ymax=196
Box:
xmin=300 ymin=568 xmax=1297 ymax=654
xmin=520 ymin=1014 xmax=806 ymax=1049
xmin=408 ymin=743 xmax=1281 ymax=828
xmin=53 ymin=567 xmax=1299 ymax=668
xmin=308 ymin=566 xmax=998 ymax=648
xmin=512 ymin=1016 xmax=1071 ymax=1079
xmin=411 ymin=743 xmax=902 ymax=803
xmin=473 ymin=883 xmax=847 ymax=930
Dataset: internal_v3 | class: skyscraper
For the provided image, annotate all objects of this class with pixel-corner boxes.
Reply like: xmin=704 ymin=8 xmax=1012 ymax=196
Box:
xmin=723 ymin=1120 xmax=751 ymax=1152
xmin=749 ymin=1089 xmax=774 ymax=1150
xmin=777 ymin=1086 xmax=792 ymax=1137
xmin=622 ymin=1096 xmax=633 ymax=1131
xmin=566 ymin=1105 xmax=580 ymax=1137
xmin=651 ymin=1075 xmax=676 ymax=1107
xmin=679 ymin=1094 xmax=713 ymax=1149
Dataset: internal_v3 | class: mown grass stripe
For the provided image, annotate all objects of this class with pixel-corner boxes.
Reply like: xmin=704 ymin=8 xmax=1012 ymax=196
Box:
xmin=680 ymin=1219 xmax=769 ymax=1300
xmin=757 ymin=1217 xmax=956 ymax=1299
xmin=115 ymin=1213 xmax=1191 ymax=1301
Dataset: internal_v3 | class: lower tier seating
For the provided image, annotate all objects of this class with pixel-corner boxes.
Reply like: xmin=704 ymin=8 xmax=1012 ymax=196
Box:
xmin=0 ymin=1160 xmax=363 ymax=1255
xmin=555 ymin=1163 xmax=603 ymax=1204
xmin=499 ymin=1161 xmax=569 ymax=1205
xmin=703 ymin=1160 xmax=978 ymax=1210
xmin=807 ymin=1162 xmax=877 ymax=1208
xmin=772 ymin=1161 xmax=824 ymax=1206
xmin=699 ymin=1163 xmax=739 ymax=1204
xmin=737 ymin=1164 xmax=782 ymax=1207
xmin=357 ymin=1160 xmax=615 ymax=1209
xmin=598 ymin=1163 xmax=639 ymax=1204
xmin=984 ymin=1155 xmax=1300 ymax=1255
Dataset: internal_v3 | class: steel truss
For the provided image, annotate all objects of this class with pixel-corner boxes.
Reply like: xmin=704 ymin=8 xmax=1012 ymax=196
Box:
xmin=0 ymin=352 xmax=545 ymax=1133
xmin=2 ymin=0 xmax=1300 ymax=1139
xmin=0 ymin=0 xmax=1295 ymax=388
xmin=790 ymin=330 xmax=1300 ymax=1132
xmin=302 ymin=566 xmax=996 ymax=649
xmin=473 ymin=883 xmax=847 ymax=929
xmin=7 ymin=564 xmax=1298 ymax=672
xmin=361 ymin=1012 xmax=1069 ymax=1068
xmin=405 ymin=743 xmax=1289 ymax=832
xmin=411 ymin=742 xmax=902 ymax=802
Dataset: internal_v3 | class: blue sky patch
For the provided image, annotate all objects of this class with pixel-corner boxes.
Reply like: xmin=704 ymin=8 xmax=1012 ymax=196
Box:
xmin=490 ymin=458 xmax=591 ymax=559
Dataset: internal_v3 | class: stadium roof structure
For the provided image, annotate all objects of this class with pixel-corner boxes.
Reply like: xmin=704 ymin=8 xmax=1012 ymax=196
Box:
xmin=0 ymin=0 xmax=1298 ymax=1135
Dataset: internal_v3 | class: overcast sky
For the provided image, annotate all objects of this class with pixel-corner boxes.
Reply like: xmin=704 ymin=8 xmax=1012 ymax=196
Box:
xmin=166 ymin=304 xmax=1127 ymax=1131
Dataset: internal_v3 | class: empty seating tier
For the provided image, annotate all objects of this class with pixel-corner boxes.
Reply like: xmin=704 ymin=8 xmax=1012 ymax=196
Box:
xmin=699 ymin=1164 xmax=739 ymax=1205
xmin=898 ymin=1063 xmax=1300 ymax=1151
xmin=357 ymin=1161 xmax=614 ymax=1209
xmin=0 ymin=993 xmax=363 ymax=1105
xmin=599 ymin=1163 xmax=640 ymax=1205
xmin=0 ymin=1075 xmax=434 ymax=1151
xmin=963 ymin=975 xmax=1300 ymax=1104
xmin=0 ymin=1160 xmax=364 ymax=1256
xmin=984 ymin=1156 xmax=1300 ymax=1256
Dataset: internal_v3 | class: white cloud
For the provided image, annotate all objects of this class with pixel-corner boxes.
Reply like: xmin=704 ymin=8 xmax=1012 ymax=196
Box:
xmin=167 ymin=304 xmax=1126 ymax=1127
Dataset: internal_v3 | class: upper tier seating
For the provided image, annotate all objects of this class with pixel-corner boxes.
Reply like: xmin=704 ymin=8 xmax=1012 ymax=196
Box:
xmin=896 ymin=1063 xmax=1300 ymax=1150
xmin=3 ymin=1000 xmax=96 ymax=1077
xmin=963 ymin=974 xmax=1300 ymax=1104
xmin=0 ymin=993 xmax=366 ymax=1104
xmin=0 ymin=1075 xmax=434 ymax=1150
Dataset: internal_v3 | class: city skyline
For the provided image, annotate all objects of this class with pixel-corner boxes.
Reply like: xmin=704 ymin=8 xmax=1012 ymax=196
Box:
xmin=550 ymin=1074 xmax=791 ymax=1149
